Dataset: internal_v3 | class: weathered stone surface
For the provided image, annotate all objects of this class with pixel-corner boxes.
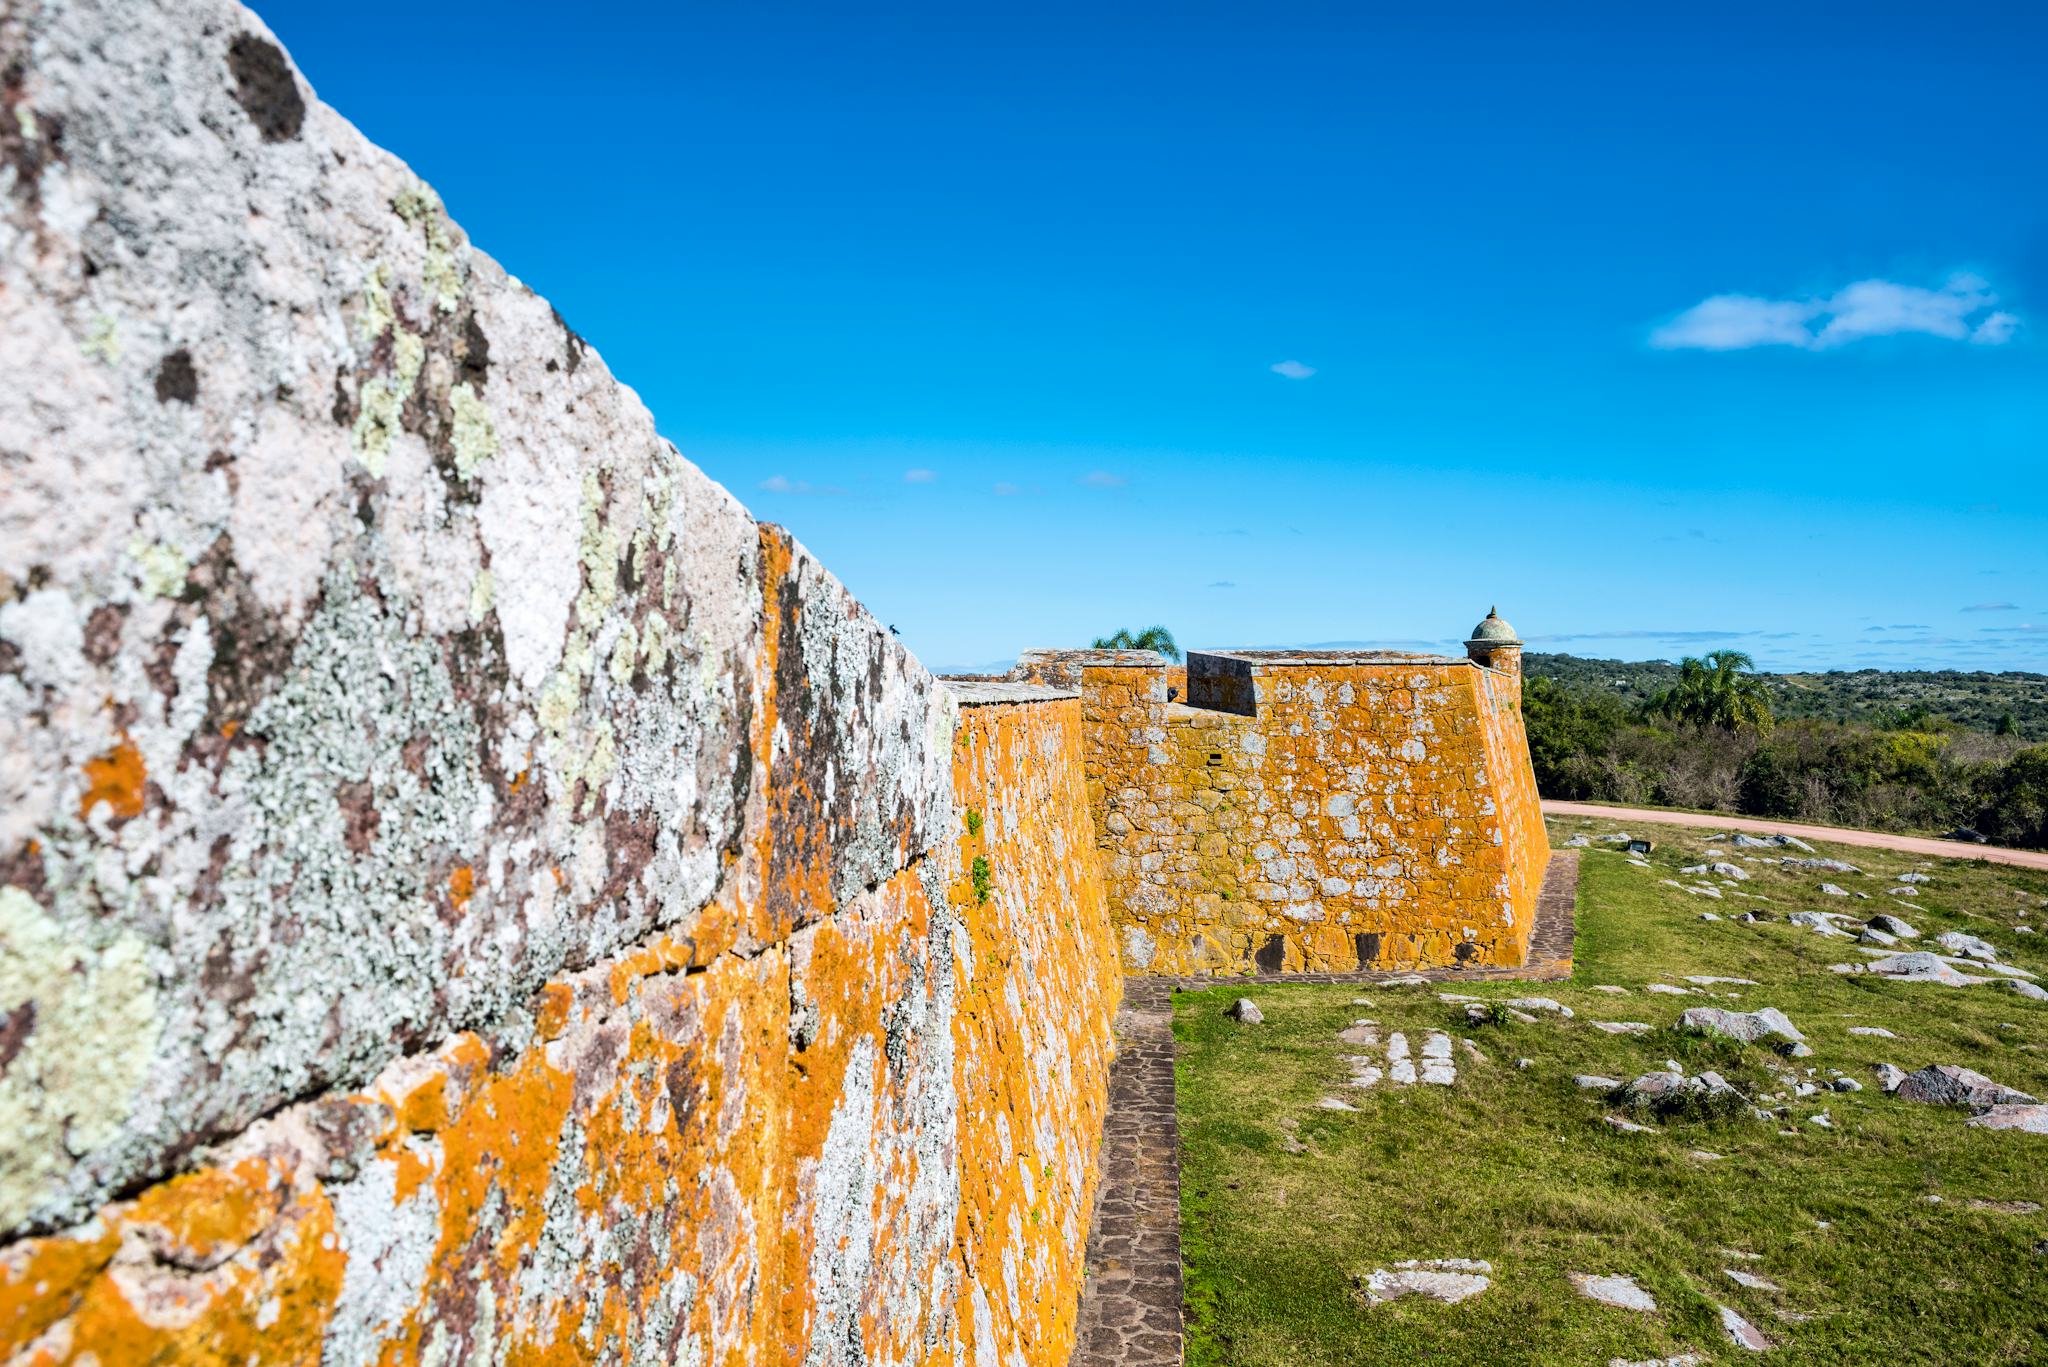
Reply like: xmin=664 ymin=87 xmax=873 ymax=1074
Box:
xmin=1719 ymin=1304 xmax=1772 ymax=1351
xmin=0 ymin=3 xmax=1122 ymax=1360
xmin=1875 ymin=1063 xmax=1908 ymax=1092
xmin=1575 ymin=1075 xmax=1622 ymax=1090
xmin=1359 ymin=1258 xmax=1493 ymax=1305
xmin=1934 ymin=931 xmax=1999 ymax=962
xmin=1848 ymin=1026 xmax=1896 ymax=1037
xmin=1894 ymin=1065 xmax=2037 ymax=1108
xmin=1679 ymin=1006 xmax=1805 ymax=1047
xmin=1591 ymin=1021 xmax=1653 ymax=1034
xmin=1052 ymin=646 xmax=1550 ymax=976
xmin=1867 ymin=913 xmax=1920 ymax=938
xmin=1570 ymin=1272 xmax=1657 ymax=1311
xmin=1227 ymin=996 xmax=1264 ymax=1023
xmin=1967 ymin=1105 xmax=2048 ymax=1133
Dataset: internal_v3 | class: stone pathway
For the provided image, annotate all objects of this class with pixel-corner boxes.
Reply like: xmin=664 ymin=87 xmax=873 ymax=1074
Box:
xmin=1067 ymin=852 xmax=1580 ymax=1365
xmin=1071 ymin=978 xmax=1182 ymax=1366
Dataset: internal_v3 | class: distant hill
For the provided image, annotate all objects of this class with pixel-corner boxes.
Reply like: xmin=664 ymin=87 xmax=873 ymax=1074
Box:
xmin=1524 ymin=652 xmax=2048 ymax=741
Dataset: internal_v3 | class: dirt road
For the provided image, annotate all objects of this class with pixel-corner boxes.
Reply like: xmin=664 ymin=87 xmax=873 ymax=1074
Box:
xmin=1540 ymin=800 xmax=2048 ymax=873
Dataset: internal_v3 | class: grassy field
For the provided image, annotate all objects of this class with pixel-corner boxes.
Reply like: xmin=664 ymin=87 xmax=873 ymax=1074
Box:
xmin=1176 ymin=817 xmax=2048 ymax=1364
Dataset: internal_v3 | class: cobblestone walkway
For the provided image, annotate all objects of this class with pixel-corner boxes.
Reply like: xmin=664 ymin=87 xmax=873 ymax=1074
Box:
xmin=1068 ymin=851 xmax=1579 ymax=1366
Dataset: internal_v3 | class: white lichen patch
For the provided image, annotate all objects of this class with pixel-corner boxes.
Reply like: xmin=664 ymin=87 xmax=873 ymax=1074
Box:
xmin=449 ymin=381 xmax=497 ymax=479
xmin=126 ymin=535 xmax=190 ymax=599
xmin=0 ymin=887 xmax=162 ymax=1232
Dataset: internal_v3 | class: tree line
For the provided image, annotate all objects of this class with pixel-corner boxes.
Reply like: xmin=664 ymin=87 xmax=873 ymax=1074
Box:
xmin=1525 ymin=650 xmax=2048 ymax=849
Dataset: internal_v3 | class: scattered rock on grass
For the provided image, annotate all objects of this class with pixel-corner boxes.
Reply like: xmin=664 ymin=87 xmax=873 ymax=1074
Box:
xmin=1575 ymin=1075 xmax=1622 ymax=1090
xmin=1646 ymin=984 xmax=1692 ymax=995
xmin=1848 ymin=1026 xmax=1896 ymax=1038
xmin=1359 ymin=1258 xmax=1493 ymax=1305
xmin=1868 ymin=914 xmax=1920 ymax=938
xmin=1718 ymin=1304 xmax=1772 ymax=1352
xmin=1685 ymin=975 xmax=1760 ymax=986
xmin=1679 ymin=1006 xmax=1806 ymax=1049
xmin=1860 ymin=927 xmax=1900 ymax=948
xmin=1968 ymin=1199 xmax=2043 ymax=1213
xmin=1787 ymin=856 xmax=1860 ymax=874
xmin=1968 ymin=1105 xmax=2048 ymax=1133
xmin=1318 ymin=1096 xmax=1359 ymax=1111
xmin=1886 ymin=886 xmax=1920 ymax=898
xmin=1894 ymin=1064 xmax=2038 ymax=1108
xmin=1874 ymin=1063 xmax=1907 ymax=1092
xmin=1724 ymin=1268 xmax=1783 ymax=1292
xmin=1604 ymin=1114 xmax=1659 ymax=1134
xmin=1591 ymin=985 xmax=1630 ymax=994
xmin=1228 ymin=997 xmax=1264 ymax=1023
xmin=1935 ymin=931 xmax=2000 ymax=962
xmin=1897 ymin=872 xmax=1931 ymax=884
xmin=1592 ymin=1021 xmax=1653 ymax=1035
xmin=1505 ymin=996 xmax=1574 ymax=1017
xmin=1609 ymin=1356 xmax=1706 ymax=1367
xmin=1338 ymin=1020 xmax=1379 ymax=1046
xmin=1569 ymin=1272 xmax=1657 ymax=1311
xmin=1817 ymin=884 xmax=1851 ymax=899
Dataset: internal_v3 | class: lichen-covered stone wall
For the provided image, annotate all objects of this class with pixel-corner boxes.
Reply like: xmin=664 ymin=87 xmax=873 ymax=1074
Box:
xmin=0 ymin=3 xmax=1119 ymax=1361
xmin=1030 ymin=649 xmax=1551 ymax=977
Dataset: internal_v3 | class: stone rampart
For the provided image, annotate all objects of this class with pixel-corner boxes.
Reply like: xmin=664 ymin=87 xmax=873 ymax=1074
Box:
xmin=1017 ymin=647 xmax=1551 ymax=976
xmin=0 ymin=3 xmax=1119 ymax=1361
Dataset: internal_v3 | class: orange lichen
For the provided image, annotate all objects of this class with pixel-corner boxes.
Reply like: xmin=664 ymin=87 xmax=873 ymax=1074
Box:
xmin=534 ymin=983 xmax=573 ymax=1041
xmin=1077 ymin=654 xmax=1550 ymax=975
xmin=447 ymin=864 xmax=474 ymax=913
xmin=78 ymin=736 xmax=146 ymax=821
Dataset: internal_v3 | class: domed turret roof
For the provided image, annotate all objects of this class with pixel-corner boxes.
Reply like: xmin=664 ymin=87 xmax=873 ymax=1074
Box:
xmin=1465 ymin=606 xmax=1520 ymax=647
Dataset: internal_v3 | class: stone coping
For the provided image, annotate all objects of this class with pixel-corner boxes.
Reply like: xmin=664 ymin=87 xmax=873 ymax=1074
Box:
xmin=1193 ymin=647 xmax=1473 ymax=668
xmin=940 ymin=679 xmax=1082 ymax=705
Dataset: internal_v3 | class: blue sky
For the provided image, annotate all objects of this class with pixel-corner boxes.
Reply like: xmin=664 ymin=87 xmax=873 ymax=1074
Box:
xmin=261 ymin=1 xmax=2046 ymax=674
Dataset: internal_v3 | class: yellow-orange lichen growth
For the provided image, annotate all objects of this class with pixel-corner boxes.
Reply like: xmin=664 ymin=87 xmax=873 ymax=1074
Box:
xmin=78 ymin=736 xmax=146 ymax=821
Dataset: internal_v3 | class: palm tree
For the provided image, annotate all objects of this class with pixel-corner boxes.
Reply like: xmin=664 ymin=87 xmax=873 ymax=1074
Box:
xmin=1648 ymin=650 xmax=1773 ymax=732
xmin=1091 ymin=625 xmax=1181 ymax=662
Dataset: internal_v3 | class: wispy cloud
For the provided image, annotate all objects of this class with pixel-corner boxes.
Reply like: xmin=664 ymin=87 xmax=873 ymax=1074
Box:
xmin=903 ymin=468 xmax=937 ymax=484
xmin=758 ymin=474 xmax=846 ymax=496
xmin=992 ymin=482 xmax=1021 ymax=497
xmin=1650 ymin=273 xmax=2021 ymax=351
xmin=1081 ymin=470 xmax=1127 ymax=488
xmin=1208 ymin=580 xmax=1236 ymax=589
xmin=1270 ymin=360 xmax=1317 ymax=380
xmin=1982 ymin=623 xmax=2048 ymax=634
xmin=1961 ymin=602 xmax=2019 ymax=612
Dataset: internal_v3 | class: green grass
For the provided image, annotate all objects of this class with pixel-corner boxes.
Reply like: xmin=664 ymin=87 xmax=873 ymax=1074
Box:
xmin=1177 ymin=817 xmax=2048 ymax=1364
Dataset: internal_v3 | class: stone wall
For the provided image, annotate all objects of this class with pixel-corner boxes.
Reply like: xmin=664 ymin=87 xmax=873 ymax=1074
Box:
xmin=0 ymin=3 xmax=1119 ymax=1362
xmin=1018 ymin=649 xmax=1551 ymax=977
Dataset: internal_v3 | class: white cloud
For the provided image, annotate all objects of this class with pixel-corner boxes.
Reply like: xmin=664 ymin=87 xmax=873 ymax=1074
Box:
xmin=1961 ymin=601 xmax=2019 ymax=612
xmin=1270 ymin=360 xmax=1317 ymax=379
xmin=1972 ymin=311 xmax=2021 ymax=345
xmin=1650 ymin=296 xmax=1817 ymax=350
xmin=1650 ymin=273 xmax=2021 ymax=351
xmin=1081 ymin=470 xmax=1127 ymax=488
xmin=992 ymin=481 xmax=1021 ymax=497
xmin=903 ymin=467 xmax=937 ymax=484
